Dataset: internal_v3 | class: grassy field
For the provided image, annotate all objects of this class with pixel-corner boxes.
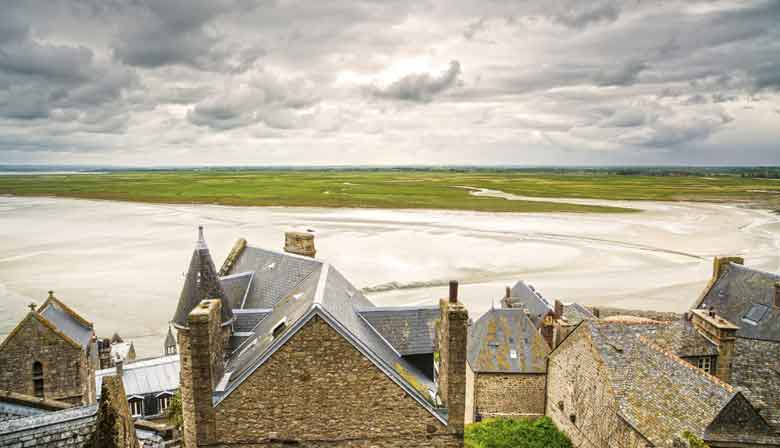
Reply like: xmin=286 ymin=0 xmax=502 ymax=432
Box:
xmin=0 ymin=170 xmax=779 ymax=213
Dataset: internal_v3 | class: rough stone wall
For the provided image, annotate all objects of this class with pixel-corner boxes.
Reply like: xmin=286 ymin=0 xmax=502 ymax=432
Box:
xmin=546 ymin=329 xmax=647 ymax=448
xmin=214 ymin=315 xmax=462 ymax=447
xmin=474 ymin=373 xmax=546 ymax=420
xmin=179 ymin=300 xmax=222 ymax=448
xmin=444 ymin=302 xmax=468 ymax=434
xmin=92 ymin=376 xmax=139 ymax=448
xmin=0 ymin=315 xmax=88 ymax=405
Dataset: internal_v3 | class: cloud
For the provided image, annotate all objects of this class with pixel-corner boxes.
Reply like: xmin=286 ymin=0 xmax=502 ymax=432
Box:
xmin=372 ymin=61 xmax=463 ymax=102
xmin=593 ymin=60 xmax=648 ymax=87
xmin=551 ymin=1 xmax=621 ymax=29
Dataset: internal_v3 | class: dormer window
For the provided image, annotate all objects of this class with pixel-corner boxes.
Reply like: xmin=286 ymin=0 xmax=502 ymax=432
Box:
xmin=128 ymin=397 xmax=144 ymax=417
xmin=157 ymin=392 xmax=173 ymax=413
xmin=696 ymin=356 xmax=714 ymax=374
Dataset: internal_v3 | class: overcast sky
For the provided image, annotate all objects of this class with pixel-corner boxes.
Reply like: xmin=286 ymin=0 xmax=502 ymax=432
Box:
xmin=1 ymin=0 xmax=779 ymax=166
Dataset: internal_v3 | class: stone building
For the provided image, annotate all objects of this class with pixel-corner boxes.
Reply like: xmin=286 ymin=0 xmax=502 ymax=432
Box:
xmin=501 ymin=280 xmax=595 ymax=349
xmin=0 ymin=292 xmax=97 ymax=405
xmin=691 ymin=256 xmax=780 ymax=435
xmin=547 ymin=320 xmax=779 ymax=448
xmin=173 ymin=227 xmax=468 ymax=447
xmin=95 ymin=355 xmax=180 ymax=421
xmin=465 ymin=307 xmax=550 ymax=423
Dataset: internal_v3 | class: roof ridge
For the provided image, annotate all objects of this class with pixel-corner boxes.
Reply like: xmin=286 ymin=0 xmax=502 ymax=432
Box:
xmin=39 ymin=294 xmax=93 ymax=329
xmin=637 ymin=334 xmax=735 ymax=393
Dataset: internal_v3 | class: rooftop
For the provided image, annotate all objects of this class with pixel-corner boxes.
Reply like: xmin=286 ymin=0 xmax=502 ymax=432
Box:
xmin=468 ymin=307 xmax=549 ymax=373
xmin=95 ymin=355 xmax=180 ymax=398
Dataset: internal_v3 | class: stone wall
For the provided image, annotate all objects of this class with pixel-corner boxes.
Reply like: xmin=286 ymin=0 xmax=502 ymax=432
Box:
xmin=214 ymin=315 xmax=462 ymax=447
xmin=546 ymin=328 xmax=648 ymax=448
xmin=473 ymin=373 xmax=546 ymax=421
xmin=0 ymin=315 xmax=89 ymax=405
xmin=92 ymin=376 xmax=138 ymax=448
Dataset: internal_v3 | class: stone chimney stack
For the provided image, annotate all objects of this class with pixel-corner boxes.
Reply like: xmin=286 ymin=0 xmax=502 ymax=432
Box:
xmin=115 ymin=358 xmax=123 ymax=378
xmin=774 ymin=283 xmax=780 ymax=308
xmin=179 ymin=299 xmax=223 ymax=447
xmin=284 ymin=231 xmax=316 ymax=258
xmin=554 ymin=299 xmax=564 ymax=320
xmin=437 ymin=280 xmax=468 ymax=435
xmin=690 ymin=308 xmax=738 ymax=382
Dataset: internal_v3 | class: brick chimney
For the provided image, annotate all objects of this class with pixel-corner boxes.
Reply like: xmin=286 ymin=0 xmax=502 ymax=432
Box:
xmin=690 ymin=308 xmax=738 ymax=382
xmin=284 ymin=231 xmax=316 ymax=257
xmin=437 ymin=280 xmax=468 ymax=434
xmin=774 ymin=282 xmax=780 ymax=308
xmin=179 ymin=299 xmax=224 ymax=447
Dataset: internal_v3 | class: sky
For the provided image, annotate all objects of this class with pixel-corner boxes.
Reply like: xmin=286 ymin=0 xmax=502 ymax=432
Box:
xmin=0 ymin=0 xmax=779 ymax=166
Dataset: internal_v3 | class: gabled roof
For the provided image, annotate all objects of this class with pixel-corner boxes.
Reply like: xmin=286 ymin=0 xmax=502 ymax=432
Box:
xmin=468 ymin=308 xmax=549 ymax=373
xmin=731 ymin=337 xmax=780 ymax=432
xmin=561 ymin=303 xmax=595 ymax=326
xmin=696 ymin=262 xmax=780 ymax=341
xmin=505 ymin=280 xmax=554 ymax=327
xmin=95 ymin=355 xmax=180 ymax=398
xmin=225 ymin=245 xmax=321 ymax=309
xmin=580 ymin=321 xmax=775 ymax=447
xmin=358 ymin=306 xmax=439 ymax=355
xmin=217 ymin=262 xmax=445 ymax=424
xmin=37 ymin=294 xmax=94 ymax=350
xmin=172 ymin=227 xmax=234 ymax=327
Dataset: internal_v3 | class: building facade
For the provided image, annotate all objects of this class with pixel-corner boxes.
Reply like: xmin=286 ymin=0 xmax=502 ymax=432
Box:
xmin=0 ymin=293 xmax=96 ymax=405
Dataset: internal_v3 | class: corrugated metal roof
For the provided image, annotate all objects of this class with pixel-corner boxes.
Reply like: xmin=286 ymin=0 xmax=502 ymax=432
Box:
xmin=95 ymin=355 xmax=180 ymax=398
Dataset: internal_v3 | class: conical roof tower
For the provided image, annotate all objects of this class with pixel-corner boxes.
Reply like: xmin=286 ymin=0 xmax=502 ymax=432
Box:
xmin=172 ymin=226 xmax=234 ymax=328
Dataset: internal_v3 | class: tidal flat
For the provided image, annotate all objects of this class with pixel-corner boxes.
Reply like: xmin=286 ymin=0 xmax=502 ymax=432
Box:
xmin=1 ymin=194 xmax=778 ymax=357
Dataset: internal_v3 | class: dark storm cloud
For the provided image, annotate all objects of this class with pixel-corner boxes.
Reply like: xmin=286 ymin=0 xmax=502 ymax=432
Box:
xmin=372 ymin=61 xmax=462 ymax=102
xmin=0 ymin=0 xmax=778 ymax=164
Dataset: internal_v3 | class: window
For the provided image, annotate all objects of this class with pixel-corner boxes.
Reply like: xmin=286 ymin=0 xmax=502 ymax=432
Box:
xmin=165 ymin=345 xmax=176 ymax=356
xmin=32 ymin=361 xmax=44 ymax=397
xmin=158 ymin=395 xmax=171 ymax=413
xmin=129 ymin=398 xmax=144 ymax=417
xmin=697 ymin=357 xmax=713 ymax=374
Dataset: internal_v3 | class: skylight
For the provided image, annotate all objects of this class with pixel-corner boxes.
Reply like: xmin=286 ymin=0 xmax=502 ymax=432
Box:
xmin=742 ymin=303 xmax=769 ymax=326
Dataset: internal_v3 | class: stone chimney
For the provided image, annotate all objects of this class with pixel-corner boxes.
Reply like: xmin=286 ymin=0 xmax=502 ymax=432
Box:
xmin=179 ymin=299 xmax=223 ymax=447
xmin=92 ymin=375 xmax=139 ymax=448
xmin=713 ymin=256 xmax=744 ymax=280
xmin=284 ymin=231 xmax=316 ymax=258
xmin=437 ymin=280 xmax=468 ymax=434
xmin=774 ymin=283 xmax=780 ymax=308
xmin=690 ymin=308 xmax=738 ymax=382
xmin=115 ymin=358 xmax=123 ymax=378
xmin=554 ymin=299 xmax=564 ymax=320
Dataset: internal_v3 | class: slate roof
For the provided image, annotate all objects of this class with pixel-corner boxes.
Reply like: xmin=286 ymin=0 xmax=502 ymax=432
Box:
xmin=582 ymin=321 xmax=776 ymax=447
xmin=219 ymin=272 xmax=254 ymax=310
xmin=650 ymin=319 xmax=718 ymax=358
xmin=468 ymin=308 xmax=549 ymax=373
xmin=696 ymin=262 xmax=780 ymax=341
xmin=505 ymin=280 xmax=554 ymax=327
xmin=37 ymin=295 xmax=93 ymax=350
xmin=561 ymin=303 xmax=595 ymax=326
xmin=95 ymin=355 xmax=180 ymax=398
xmin=226 ymin=245 xmax=321 ymax=308
xmin=731 ymin=337 xmax=780 ymax=432
xmin=173 ymin=227 xmax=234 ymax=327
xmin=218 ymin=259 xmax=444 ymax=423
xmin=0 ymin=404 xmax=97 ymax=436
xmin=232 ymin=308 xmax=272 ymax=333
xmin=358 ymin=306 xmax=439 ymax=355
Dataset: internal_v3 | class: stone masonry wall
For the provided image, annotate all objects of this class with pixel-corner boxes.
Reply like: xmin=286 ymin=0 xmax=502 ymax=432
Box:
xmin=0 ymin=405 xmax=97 ymax=448
xmin=214 ymin=315 xmax=462 ymax=447
xmin=474 ymin=373 xmax=546 ymax=420
xmin=0 ymin=315 xmax=88 ymax=405
xmin=546 ymin=328 xmax=648 ymax=448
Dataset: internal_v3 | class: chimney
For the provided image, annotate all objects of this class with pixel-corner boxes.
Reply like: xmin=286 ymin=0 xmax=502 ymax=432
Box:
xmin=713 ymin=256 xmax=744 ymax=280
xmin=284 ymin=231 xmax=316 ymax=258
xmin=179 ymin=299 xmax=223 ymax=447
xmin=554 ymin=300 xmax=564 ymax=320
xmin=774 ymin=283 xmax=780 ymax=308
xmin=690 ymin=308 xmax=738 ymax=382
xmin=115 ymin=358 xmax=123 ymax=378
xmin=505 ymin=286 xmax=510 ymax=298
xmin=437 ymin=280 xmax=468 ymax=434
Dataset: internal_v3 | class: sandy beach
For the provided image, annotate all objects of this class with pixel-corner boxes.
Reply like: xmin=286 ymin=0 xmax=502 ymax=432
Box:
xmin=1 ymin=195 xmax=778 ymax=357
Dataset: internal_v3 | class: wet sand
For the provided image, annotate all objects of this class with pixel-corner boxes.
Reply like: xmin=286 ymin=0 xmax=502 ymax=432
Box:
xmin=1 ymin=195 xmax=778 ymax=357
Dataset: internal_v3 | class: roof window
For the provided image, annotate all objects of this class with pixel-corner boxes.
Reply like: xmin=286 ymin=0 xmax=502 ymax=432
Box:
xmin=742 ymin=303 xmax=769 ymax=325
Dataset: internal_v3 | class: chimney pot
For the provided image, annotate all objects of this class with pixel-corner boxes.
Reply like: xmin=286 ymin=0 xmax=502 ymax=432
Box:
xmin=449 ymin=280 xmax=459 ymax=303
xmin=48 ymin=291 xmax=54 ymax=299
xmin=505 ymin=286 xmax=510 ymax=298
xmin=774 ymin=283 xmax=780 ymax=308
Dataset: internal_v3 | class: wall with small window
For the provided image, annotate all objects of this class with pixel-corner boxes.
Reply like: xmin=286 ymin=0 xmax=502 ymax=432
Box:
xmin=683 ymin=356 xmax=717 ymax=375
